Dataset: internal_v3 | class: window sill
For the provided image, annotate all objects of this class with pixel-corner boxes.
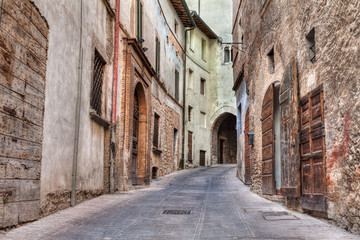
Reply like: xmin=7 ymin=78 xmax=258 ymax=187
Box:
xmin=90 ymin=110 xmax=110 ymax=128
xmin=152 ymin=147 xmax=162 ymax=155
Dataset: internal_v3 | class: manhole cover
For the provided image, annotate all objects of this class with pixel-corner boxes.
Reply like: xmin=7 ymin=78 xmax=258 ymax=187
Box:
xmin=162 ymin=210 xmax=191 ymax=215
xmin=262 ymin=211 xmax=299 ymax=221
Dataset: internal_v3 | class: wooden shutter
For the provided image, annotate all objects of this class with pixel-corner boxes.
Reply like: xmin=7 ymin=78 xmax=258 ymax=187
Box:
xmin=137 ymin=0 xmax=143 ymax=44
xmin=300 ymin=85 xmax=326 ymax=212
xmin=188 ymin=131 xmax=193 ymax=161
xmin=262 ymin=84 xmax=276 ymax=195
xmin=280 ymin=59 xmax=300 ymax=197
xmin=175 ymin=70 xmax=179 ymax=101
xmin=244 ymin=108 xmax=251 ymax=185
xmin=200 ymin=151 xmax=206 ymax=166
xmin=156 ymin=37 xmax=160 ymax=76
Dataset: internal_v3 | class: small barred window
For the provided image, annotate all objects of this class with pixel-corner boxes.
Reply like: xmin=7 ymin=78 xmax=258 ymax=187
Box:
xmin=91 ymin=50 xmax=106 ymax=115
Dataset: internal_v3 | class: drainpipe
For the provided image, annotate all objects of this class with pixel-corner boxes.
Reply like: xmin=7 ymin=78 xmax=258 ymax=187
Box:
xmin=71 ymin=0 xmax=83 ymax=207
xmin=109 ymin=0 xmax=120 ymax=194
xmin=181 ymin=26 xmax=195 ymax=169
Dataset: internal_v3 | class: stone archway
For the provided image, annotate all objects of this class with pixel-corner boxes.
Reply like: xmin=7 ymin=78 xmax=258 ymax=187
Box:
xmin=210 ymin=107 xmax=237 ymax=165
xmin=131 ymin=82 xmax=147 ymax=185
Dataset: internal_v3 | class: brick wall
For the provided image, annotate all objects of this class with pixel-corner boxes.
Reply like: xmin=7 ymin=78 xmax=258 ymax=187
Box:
xmin=0 ymin=0 xmax=48 ymax=227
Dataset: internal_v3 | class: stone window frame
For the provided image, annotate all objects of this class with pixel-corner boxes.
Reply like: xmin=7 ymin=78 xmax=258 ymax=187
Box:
xmin=200 ymin=78 xmax=206 ymax=96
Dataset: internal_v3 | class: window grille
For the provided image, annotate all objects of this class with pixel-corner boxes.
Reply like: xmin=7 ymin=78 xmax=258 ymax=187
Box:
xmin=153 ymin=113 xmax=160 ymax=147
xmin=91 ymin=50 xmax=106 ymax=115
xmin=188 ymin=106 xmax=193 ymax=122
xmin=306 ymin=28 xmax=316 ymax=64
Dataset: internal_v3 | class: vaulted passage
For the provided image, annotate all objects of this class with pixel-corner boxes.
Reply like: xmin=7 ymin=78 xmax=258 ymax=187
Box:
xmin=212 ymin=114 xmax=237 ymax=164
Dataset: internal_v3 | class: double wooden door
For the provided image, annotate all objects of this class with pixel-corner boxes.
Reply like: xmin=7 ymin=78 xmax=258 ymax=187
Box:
xmin=300 ymin=86 xmax=326 ymax=212
xmin=132 ymin=92 xmax=139 ymax=185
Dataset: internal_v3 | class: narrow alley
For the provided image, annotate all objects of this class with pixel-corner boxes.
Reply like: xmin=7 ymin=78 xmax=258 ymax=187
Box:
xmin=2 ymin=165 xmax=358 ymax=240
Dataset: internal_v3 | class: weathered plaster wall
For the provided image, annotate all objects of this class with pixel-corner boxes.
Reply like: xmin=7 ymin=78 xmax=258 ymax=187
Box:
xmin=234 ymin=0 xmax=360 ymax=234
xmin=184 ymin=27 xmax=214 ymax=166
xmin=0 ymin=0 xmax=49 ymax=227
xmin=185 ymin=0 xmax=236 ymax=167
xmin=32 ymin=0 xmax=113 ymax=214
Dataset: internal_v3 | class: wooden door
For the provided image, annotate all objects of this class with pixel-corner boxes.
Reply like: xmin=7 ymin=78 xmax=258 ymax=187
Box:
xmin=262 ymin=84 xmax=276 ymax=195
xmin=188 ymin=131 xmax=193 ymax=163
xmin=280 ymin=59 xmax=300 ymax=197
xmin=219 ymin=140 xmax=225 ymax=164
xmin=244 ymin=108 xmax=251 ymax=185
xmin=300 ymin=85 xmax=326 ymax=212
xmin=132 ymin=92 xmax=139 ymax=185
xmin=200 ymin=151 xmax=206 ymax=166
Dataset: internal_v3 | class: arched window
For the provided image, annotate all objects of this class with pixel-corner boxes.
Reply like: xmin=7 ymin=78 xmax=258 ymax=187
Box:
xmin=224 ymin=47 xmax=230 ymax=63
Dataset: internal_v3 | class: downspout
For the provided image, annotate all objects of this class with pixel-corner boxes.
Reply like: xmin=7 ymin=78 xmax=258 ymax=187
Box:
xmin=71 ymin=0 xmax=83 ymax=207
xmin=181 ymin=26 xmax=195 ymax=169
xmin=109 ymin=0 xmax=120 ymax=194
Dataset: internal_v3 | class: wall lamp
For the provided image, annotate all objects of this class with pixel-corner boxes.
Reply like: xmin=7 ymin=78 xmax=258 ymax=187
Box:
xmin=139 ymin=38 xmax=145 ymax=44
xmin=142 ymin=47 xmax=148 ymax=52
xmin=247 ymin=132 xmax=254 ymax=146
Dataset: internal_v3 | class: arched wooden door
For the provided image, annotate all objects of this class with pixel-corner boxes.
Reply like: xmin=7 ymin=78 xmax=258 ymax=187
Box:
xmin=131 ymin=92 xmax=139 ymax=185
xmin=262 ymin=84 xmax=276 ymax=195
xmin=244 ymin=108 xmax=251 ymax=185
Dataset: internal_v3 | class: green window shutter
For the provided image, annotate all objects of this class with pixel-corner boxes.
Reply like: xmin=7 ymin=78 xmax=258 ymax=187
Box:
xmin=156 ymin=37 xmax=160 ymax=76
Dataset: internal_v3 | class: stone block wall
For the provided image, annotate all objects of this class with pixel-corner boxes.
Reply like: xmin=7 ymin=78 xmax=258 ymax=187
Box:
xmin=151 ymin=90 xmax=182 ymax=178
xmin=233 ymin=0 xmax=360 ymax=234
xmin=0 ymin=0 xmax=48 ymax=227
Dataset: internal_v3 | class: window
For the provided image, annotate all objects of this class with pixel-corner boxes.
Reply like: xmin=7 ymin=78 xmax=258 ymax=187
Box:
xmin=239 ymin=18 xmax=243 ymax=49
xmin=200 ymin=112 xmax=206 ymax=127
xmin=188 ymin=106 xmax=193 ymax=122
xmin=153 ymin=113 xmax=160 ymax=147
xmin=224 ymin=47 xmax=230 ymax=63
xmin=175 ymin=69 xmax=179 ymax=101
xmin=189 ymin=30 xmax=194 ymax=50
xmin=174 ymin=20 xmax=178 ymax=36
xmin=231 ymin=48 xmax=234 ymax=62
xmin=201 ymin=38 xmax=207 ymax=60
xmin=91 ymin=50 xmax=106 ymax=115
xmin=173 ymin=128 xmax=178 ymax=154
xmin=200 ymin=78 xmax=206 ymax=95
xmin=137 ymin=0 xmax=143 ymax=46
xmin=188 ymin=69 xmax=194 ymax=90
xmin=267 ymin=47 xmax=275 ymax=74
xmin=155 ymin=37 xmax=160 ymax=76
xmin=237 ymin=104 xmax=242 ymax=132
xmin=306 ymin=28 xmax=316 ymax=63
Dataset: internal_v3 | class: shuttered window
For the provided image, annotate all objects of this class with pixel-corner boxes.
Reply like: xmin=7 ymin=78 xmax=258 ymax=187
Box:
xmin=137 ymin=0 xmax=143 ymax=46
xmin=153 ymin=113 xmax=160 ymax=148
xmin=175 ymin=70 xmax=179 ymax=101
xmin=155 ymin=37 xmax=160 ymax=77
xmin=200 ymin=78 xmax=206 ymax=95
xmin=91 ymin=50 xmax=106 ymax=115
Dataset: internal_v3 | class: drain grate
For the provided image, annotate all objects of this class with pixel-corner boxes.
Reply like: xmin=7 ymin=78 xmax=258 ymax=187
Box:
xmin=162 ymin=210 xmax=191 ymax=215
xmin=263 ymin=211 xmax=299 ymax=221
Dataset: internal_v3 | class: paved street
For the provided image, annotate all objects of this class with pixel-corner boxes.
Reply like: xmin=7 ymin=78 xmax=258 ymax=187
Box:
xmin=1 ymin=165 xmax=359 ymax=240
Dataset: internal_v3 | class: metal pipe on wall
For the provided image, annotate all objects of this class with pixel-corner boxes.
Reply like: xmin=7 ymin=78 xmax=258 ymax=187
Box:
xmin=181 ymin=26 xmax=195 ymax=169
xmin=71 ymin=0 xmax=83 ymax=207
xmin=109 ymin=0 xmax=121 ymax=194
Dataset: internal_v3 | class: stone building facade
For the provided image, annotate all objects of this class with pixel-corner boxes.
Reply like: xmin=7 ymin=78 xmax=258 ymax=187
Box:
xmin=115 ymin=0 xmax=194 ymax=189
xmin=233 ymin=0 xmax=360 ymax=234
xmin=184 ymin=0 xmax=237 ymax=167
xmin=0 ymin=0 xmax=49 ymax=227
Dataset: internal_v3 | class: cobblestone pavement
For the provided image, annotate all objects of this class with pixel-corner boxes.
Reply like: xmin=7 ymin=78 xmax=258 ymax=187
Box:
xmin=1 ymin=165 xmax=359 ymax=240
